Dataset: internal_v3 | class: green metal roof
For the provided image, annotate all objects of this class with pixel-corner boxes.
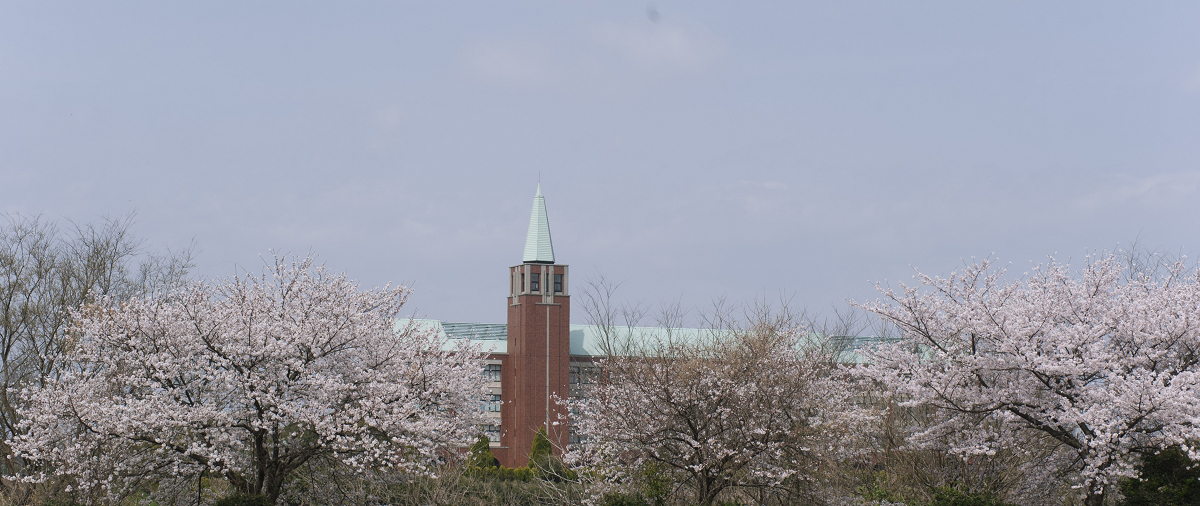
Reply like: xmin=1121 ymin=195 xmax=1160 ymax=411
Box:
xmin=522 ymin=184 xmax=555 ymax=263
xmin=409 ymin=318 xmax=890 ymax=361
xmin=441 ymin=321 xmax=508 ymax=340
xmin=407 ymin=319 xmax=508 ymax=354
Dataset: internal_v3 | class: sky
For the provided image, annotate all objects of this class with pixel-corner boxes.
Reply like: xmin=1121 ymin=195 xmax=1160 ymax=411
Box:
xmin=3 ymin=2 xmax=1200 ymax=325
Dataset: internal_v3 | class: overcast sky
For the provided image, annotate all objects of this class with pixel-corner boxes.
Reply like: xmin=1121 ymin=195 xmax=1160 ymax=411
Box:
xmin=3 ymin=2 xmax=1200 ymax=324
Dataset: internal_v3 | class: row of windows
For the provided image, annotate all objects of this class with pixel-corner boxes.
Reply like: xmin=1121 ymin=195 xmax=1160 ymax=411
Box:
xmin=518 ymin=273 xmax=564 ymax=294
xmin=482 ymin=362 xmax=590 ymax=386
xmin=480 ymin=364 xmax=597 ymax=410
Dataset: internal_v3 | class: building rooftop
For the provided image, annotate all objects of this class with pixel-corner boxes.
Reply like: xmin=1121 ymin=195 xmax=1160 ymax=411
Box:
xmin=408 ymin=318 xmax=889 ymax=361
xmin=522 ymin=184 xmax=555 ymax=264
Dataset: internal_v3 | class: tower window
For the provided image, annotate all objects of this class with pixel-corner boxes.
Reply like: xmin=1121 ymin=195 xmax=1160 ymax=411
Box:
xmin=482 ymin=363 xmax=502 ymax=382
xmin=520 ymin=273 xmax=525 ymax=293
xmin=482 ymin=393 xmax=502 ymax=412
xmin=570 ymin=364 xmax=596 ymax=385
xmin=554 ymin=274 xmax=563 ymax=293
xmin=483 ymin=424 xmax=501 ymax=441
xmin=530 ymin=272 xmax=540 ymax=292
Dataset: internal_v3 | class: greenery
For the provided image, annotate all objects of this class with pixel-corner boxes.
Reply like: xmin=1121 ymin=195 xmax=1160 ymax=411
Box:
xmin=213 ymin=493 xmax=272 ymax=506
xmin=474 ymin=465 xmax=537 ymax=481
xmin=383 ymin=472 xmax=582 ymax=506
xmin=461 ymin=427 xmax=586 ymax=486
xmin=528 ymin=427 xmax=553 ymax=470
xmin=464 ymin=432 xmax=537 ymax=481
xmin=1119 ymin=446 xmax=1200 ymax=506
xmin=599 ymin=492 xmax=650 ymax=506
xmin=928 ymin=486 xmax=1015 ymax=506
xmin=855 ymin=472 xmax=909 ymax=504
xmin=637 ymin=461 xmax=670 ymax=506
xmin=525 ymin=426 xmax=575 ymax=481
xmin=466 ymin=434 xmax=501 ymax=470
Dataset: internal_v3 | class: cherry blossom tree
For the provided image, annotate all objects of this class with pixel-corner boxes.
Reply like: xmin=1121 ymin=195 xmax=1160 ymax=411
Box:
xmin=0 ymin=213 xmax=193 ymax=478
xmin=12 ymin=255 xmax=484 ymax=504
xmin=567 ymin=305 xmax=871 ymax=506
xmin=856 ymin=255 xmax=1200 ymax=506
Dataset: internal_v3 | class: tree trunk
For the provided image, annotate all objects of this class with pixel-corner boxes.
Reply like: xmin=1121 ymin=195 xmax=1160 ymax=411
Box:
xmin=263 ymin=468 xmax=286 ymax=505
xmin=694 ymin=473 xmax=722 ymax=506
xmin=1083 ymin=489 xmax=1105 ymax=506
xmin=693 ymin=472 xmax=713 ymax=506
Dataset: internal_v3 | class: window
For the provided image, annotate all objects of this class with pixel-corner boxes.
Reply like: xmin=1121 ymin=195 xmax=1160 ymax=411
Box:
xmin=571 ymin=364 xmax=598 ymax=399
xmin=483 ymin=424 xmax=501 ymax=441
xmin=484 ymin=393 xmax=502 ymax=412
xmin=520 ymin=273 xmax=525 ymax=293
xmin=570 ymin=364 xmax=595 ymax=385
xmin=530 ymin=272 xmax=540 ymax=292
xmin=482 ymin=363 xmax=502 ymax=382
xmin=554 ymin=274 xmax=563 ymax=293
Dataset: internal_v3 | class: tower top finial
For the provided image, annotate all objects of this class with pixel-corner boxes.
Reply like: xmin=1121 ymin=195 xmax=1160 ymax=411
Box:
xmin=523 ymin=185 xmax=554 ymax=263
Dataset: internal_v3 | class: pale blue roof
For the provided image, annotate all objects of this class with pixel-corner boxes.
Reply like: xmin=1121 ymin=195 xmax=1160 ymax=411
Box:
xmin=406 ymin=318 xmax=888 ymax=360
xmin=407 ymin=319 xmax=508 ymax=354
xmin=522 ymin=184 xmax=555 ymax=263
xmin=441 ymin=321 xmax=508 ymax=340
xmin=567 ymin=325 xmax=717 ymax=356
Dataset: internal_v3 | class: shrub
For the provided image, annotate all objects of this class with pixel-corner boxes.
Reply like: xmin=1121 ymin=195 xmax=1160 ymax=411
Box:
xmin=466 ymin=434 xmax=500 ymax=470
xmin=471 ymin=464 xmax=535 ymax=481
xmin=856 ymin=472 xmax=908 ymax=504
xmin=638 ymin=461 xmax=670 ymax=506
xmin=928 ymin=486 xmax=1013 ymax=506
xmin=214 ymin=493 xmax=272 ymax=506
xmin=465 ymin=427 xmax=575 ymax=482
xmin=599 ymin=492 xmax=649 ymax=506
xmin=1119 ymin=446 xmax=1200 ymax=506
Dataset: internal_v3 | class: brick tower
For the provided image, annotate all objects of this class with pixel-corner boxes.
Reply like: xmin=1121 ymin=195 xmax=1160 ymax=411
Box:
xmin=500 ymin=184 xmax=570 ymax=466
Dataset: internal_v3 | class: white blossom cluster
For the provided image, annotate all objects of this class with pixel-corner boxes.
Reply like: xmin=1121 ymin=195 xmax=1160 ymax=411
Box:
xmin=857 ymin=255 xmax=1200 ymax=502
xmin=12 ymin=255 xmax=485 ymax=501
xmin=567 ymin=327 xmax=871 ymax=505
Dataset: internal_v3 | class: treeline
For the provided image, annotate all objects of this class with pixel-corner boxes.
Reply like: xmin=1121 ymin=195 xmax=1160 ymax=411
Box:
xmin=3 ymin=214 xmax=1200 ymax=506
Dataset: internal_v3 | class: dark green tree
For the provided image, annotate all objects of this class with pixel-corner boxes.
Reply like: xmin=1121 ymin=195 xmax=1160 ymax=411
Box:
xmin=528 ymin=427 xmax=552 ymax=470
xmin=1120 ymin=446 xmax=1200 ymax=506
xmin=465 ymin=434 xmax=500 ymax=470
xmin=526 ymin=426 xmax=575 ymax=480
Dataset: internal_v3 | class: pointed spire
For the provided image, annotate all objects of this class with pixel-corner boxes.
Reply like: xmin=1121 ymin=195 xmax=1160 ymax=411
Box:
xmin=523 ymin=184 xmax=555 ymax=263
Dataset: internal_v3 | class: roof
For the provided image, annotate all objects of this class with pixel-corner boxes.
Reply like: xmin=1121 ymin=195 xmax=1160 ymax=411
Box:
xmin=406 ymin=319 xmax=509 ymax=354
xmin=522 ymin=184 xmax=555 ymax=263
xmin=407 ymin=318 xmax=889 ymax=360
xmin=410 ymin=319 xmax=612 ymax=355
